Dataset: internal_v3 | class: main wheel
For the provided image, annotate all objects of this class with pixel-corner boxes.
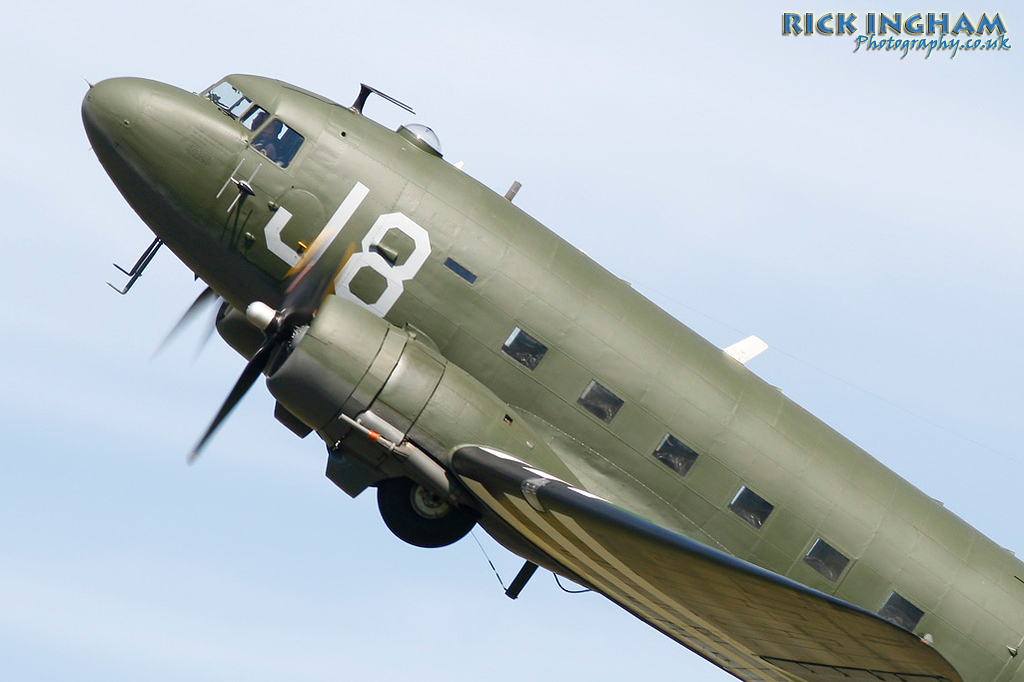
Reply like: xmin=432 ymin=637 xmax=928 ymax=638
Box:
xmin=376 ymin=477 xmax=476 ymax=548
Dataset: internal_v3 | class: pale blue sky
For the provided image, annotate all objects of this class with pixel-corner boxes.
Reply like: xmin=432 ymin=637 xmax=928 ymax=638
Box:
xmin=1 ymin=2 xmax=1021 ymax=680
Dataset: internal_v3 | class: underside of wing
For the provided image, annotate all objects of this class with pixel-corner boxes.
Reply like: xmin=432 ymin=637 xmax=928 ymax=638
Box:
xmin=451 ymin=445 xmax=963 ymax=682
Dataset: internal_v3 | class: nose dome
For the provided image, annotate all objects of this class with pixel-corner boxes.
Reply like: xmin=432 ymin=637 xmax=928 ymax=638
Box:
xmin=81 ymin=77 xmax=153 ymax=148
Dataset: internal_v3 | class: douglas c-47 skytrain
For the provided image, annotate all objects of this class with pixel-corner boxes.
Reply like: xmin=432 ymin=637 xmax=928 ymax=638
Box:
xmin=83 ymin=74 xmax=1023 ymax=682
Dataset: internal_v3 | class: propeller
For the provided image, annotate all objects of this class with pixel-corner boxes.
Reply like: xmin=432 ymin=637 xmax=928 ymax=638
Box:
xmin=152 ymin=285 xmax=220 ymax=359
xmin=187 ymin=242 xmax=354 ymax=463
xmin=195 ymin=304 xmax=221 ymax=359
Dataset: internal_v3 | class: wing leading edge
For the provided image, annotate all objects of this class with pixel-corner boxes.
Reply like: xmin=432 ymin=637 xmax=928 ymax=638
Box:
xmin=451 ymin=445 xmax=962 ymax=682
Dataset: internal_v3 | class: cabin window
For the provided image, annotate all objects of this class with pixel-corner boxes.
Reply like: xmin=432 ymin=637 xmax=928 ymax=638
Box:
xmin=240 ymin=106 xmax=270 ymax=132
xmin=444 ymin=257 xmax=477 ymax=284
xmin=206 ymin=81 xmax=253 ymax=119
xmin=501 ymin=327 xmax=547 ymax=370
xmin=728 ymin=486 xmax=774 ymax=529
xmin=252 ymin=118 xmax=304 ymax=168
xmin=577 ymin=380 xmax=623 ymax=423
xmin=653 ymin=434 xmax=698 ymax=476
xmin=803 ymin=539 xmax=850 ymax=582
xmin=878 ymin=592 xmax=924 ymax=632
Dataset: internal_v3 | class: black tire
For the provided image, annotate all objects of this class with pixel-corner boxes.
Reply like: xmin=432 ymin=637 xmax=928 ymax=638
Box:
xmin=376 ymin=477 xmax=476 ymax=548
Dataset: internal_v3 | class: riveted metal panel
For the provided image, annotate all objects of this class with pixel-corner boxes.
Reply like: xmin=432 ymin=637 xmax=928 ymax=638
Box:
xmin=373 ymin=339 xmax=445 ymax=436
xmin=342 ymin=326 xmax=408 ymax=415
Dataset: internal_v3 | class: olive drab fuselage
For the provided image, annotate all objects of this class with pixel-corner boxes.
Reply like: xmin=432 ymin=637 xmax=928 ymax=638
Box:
xmin=82 ymin=74 xmax=1024 ymax=682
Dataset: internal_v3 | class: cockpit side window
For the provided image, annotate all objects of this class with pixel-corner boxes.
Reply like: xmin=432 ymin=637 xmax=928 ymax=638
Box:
xmin=251 ymin=118 xmax=304 ymax=168
xmin=240 ymin=106 xmax=270 ymax=132
xmin=205 ymin=81 xmax=253 ymax=119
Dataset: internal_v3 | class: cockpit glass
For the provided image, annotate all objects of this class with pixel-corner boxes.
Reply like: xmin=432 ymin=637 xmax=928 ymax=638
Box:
xmin=251 ymin=118 xmax=304 ymax=168
xmin=205 ymin=81 xmax=253 ymax=119
xmin=240 ymin=106 xmax=270 ymax=131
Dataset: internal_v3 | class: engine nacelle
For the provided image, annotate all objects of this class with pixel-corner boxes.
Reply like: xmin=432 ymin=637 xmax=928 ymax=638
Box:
xmin=265 ymin=296 xmax=396 ymax=435
xmin=215 ymin=301 xmax=265 ymax=360
xmin=265 ymin=295 xmax=572 ymax=489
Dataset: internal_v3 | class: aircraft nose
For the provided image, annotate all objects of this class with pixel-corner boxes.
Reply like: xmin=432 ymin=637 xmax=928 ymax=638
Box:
xmin=81 ymin=77 xmax=152 ymax=149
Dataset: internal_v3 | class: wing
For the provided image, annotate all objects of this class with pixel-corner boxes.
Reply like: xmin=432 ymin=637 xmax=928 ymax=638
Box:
xmin=451 ymin=445 xmax=963 ymax=682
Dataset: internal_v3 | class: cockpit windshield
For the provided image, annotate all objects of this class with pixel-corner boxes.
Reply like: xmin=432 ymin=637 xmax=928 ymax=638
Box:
xmin=203 ymin=79 xmax=303 ymax=168
xmin=204 ymin=81 xmax=305 ymax=169
xmin=205 ymin=81 xmax=253 ymax=119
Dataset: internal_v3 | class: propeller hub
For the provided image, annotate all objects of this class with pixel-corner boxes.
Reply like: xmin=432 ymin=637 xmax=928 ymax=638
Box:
xmin=245 ymin=301 xmax=277 ymax=330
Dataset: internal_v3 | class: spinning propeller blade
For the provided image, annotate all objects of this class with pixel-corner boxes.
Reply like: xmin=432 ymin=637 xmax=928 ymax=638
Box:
xmin=188 ymin=243 xmax=356 ymax=463
xmin=188 ymin=331 xmax=281 ymax=463
xmin=152 ymin=286 xmax=219 ymax=358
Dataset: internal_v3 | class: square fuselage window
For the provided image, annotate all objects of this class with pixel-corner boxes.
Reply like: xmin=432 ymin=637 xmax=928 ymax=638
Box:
xmin=878 ymin=592 xmax=924 ymax=632
xmin=577 ymin=380 xmax=623 ymax=423
xmin=803 ymin=538 xmax=850 ymax=582
xmin=653 ymin=434 xmax=699 ymax=476
xmin=501 ymin=327 xmax=547 ymax=370
xmin=728 ymin=486 xmax=774 ymax=529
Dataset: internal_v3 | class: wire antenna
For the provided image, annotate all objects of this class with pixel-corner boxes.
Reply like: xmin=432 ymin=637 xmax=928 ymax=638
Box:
xmin=554 ymin=573 xmax=590 ymax=594
xmin=470 ymin=530 xmax=507 ymax=590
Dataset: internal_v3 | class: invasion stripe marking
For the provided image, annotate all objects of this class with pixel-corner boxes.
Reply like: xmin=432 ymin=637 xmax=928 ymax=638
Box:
xmin=510 ymin=496 xmax=777 ymax=681
xmin=462 ymin=477 xmax=783 ymax=682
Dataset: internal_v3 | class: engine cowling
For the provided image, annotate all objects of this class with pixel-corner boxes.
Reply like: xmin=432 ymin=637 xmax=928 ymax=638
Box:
xmin=265 ymin=295 xmax=573 ymax=483
xmin=264 ymin=295 xmax=396 ymax=436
